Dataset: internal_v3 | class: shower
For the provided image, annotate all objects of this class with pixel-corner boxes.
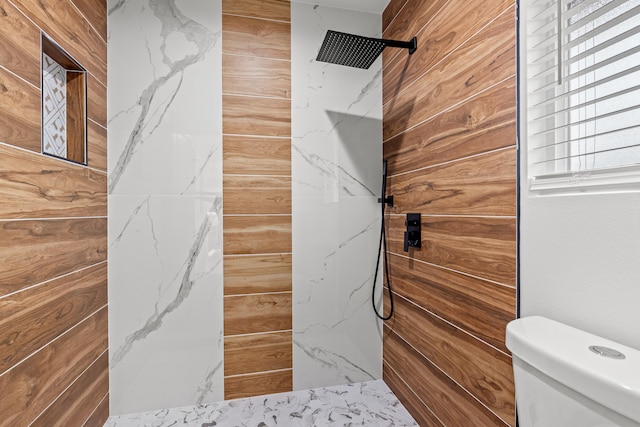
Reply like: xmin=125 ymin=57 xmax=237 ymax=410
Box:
xmin=316 ymin=30 xmax=417 ymax=69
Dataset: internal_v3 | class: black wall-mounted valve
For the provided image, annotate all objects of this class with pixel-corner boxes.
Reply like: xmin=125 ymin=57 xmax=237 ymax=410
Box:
xmin=404 ymin=213 xmax=421 ymax=252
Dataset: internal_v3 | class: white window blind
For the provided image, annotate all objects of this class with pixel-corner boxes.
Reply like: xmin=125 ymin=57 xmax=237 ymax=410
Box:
xmin=524 ymin=0 xmax=640 ymax=191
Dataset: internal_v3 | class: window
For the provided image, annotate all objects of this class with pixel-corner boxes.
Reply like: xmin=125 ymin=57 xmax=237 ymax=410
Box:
xmin=522 ymin=0 xmax=640 ymax=192
xmin=41 ymin=34 xmax=87 ymax=165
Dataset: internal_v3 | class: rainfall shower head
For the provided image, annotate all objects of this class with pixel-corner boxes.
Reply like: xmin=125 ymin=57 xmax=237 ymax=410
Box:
xmin=316 ymin=30 xmax=417 ymax=69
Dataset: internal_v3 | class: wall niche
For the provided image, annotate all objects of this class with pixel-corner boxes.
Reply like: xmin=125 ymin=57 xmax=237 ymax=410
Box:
xmin=41 ymin=34 xmax=87 ymax=165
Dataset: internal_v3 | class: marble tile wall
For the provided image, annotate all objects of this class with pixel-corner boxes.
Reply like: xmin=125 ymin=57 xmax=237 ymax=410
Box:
xmin=107 ymin=0 xmax=223 ymax=415
xmin=291 ymin=3 xmax=384 ymax=390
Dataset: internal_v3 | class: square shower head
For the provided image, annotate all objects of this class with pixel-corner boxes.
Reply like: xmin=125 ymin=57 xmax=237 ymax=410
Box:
xmin=315 ymin=30 xmax=387 ymax=69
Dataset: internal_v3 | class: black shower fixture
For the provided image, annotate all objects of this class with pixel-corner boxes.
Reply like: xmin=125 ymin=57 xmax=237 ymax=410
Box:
xmin=316 ymin=30 xmax=417 ymax=69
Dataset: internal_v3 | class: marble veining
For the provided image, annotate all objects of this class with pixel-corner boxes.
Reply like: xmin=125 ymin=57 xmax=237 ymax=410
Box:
xmin=105 ymin=380 xmax=418 ymax=427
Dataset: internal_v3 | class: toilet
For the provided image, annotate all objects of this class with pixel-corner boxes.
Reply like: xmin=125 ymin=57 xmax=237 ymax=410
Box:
xmin=506 ymin=316 xmax=640 ymax=427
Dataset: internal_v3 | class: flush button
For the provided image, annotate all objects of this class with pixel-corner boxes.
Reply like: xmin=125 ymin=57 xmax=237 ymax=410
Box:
xmin=589 ymin=345 xmax=626 ymax=359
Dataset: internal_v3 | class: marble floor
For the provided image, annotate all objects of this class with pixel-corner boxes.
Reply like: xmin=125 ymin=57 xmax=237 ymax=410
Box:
xmin=104 ymin=380 xmax=418 ymax=427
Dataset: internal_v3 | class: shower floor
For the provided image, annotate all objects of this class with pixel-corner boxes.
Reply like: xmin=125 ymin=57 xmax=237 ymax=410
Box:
xmin=104 ymin=379 xmax=417 ymax=426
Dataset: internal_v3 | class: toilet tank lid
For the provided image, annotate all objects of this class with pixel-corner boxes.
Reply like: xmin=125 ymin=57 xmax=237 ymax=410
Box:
xmin=506 ymin=316 xmax=640 ymax=424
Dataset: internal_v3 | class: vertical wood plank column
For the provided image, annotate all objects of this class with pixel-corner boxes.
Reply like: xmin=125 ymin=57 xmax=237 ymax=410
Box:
xmin=221 ymin=0 xmax=293 ymax=399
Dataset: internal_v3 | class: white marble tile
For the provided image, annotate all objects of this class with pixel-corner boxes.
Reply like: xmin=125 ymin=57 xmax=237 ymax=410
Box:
xmin=291 ymin=3 xmax=384 ymax=390
xmin=105 ymin=380 xmax=418 ymax=427
xmin=107 ymin=0 xmax=223 ymax=415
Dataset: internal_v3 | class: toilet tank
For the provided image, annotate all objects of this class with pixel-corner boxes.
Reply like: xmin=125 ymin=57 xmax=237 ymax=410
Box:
xmin=506 ymin=316 xmax=640 ymax=427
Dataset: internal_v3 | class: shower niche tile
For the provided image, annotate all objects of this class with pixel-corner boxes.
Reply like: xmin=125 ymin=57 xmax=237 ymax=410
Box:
xmin=41 ymin=34 xmax=87 ymax=165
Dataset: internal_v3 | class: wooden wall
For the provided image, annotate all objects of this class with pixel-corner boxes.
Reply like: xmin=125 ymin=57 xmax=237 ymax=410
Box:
xmin=221 ymin=0 xmax=293 ymax=399
xmin=381 ymin=0 xmax=517 ymax=425
xmin=0 ymin=0 xmax=108 ymax=425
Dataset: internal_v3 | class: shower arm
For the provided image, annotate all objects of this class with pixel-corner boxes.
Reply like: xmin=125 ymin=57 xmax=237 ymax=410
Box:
xmin=380 ymin=37 xmax=418 ymax=55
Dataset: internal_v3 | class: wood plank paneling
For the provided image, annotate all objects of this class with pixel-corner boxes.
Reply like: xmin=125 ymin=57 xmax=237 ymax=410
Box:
xmin=383 ymin=7 xmax=516 ymax=140
xmin=0 ymin=307 xmax=108 ymax=426
xmin=383 ymin=0 xmax=514 ymax=103
xmin=224 ymin=175 xmax=291 ymax=215
xmin=224 ymin=293 xmax=292 ymax=335
xmin=223 ymin=95 xmax=291 ymax=137
xmin=383 ymin=362 xmax=444 ymax=427
xmin=30 ymin=351 xmax=108 ymax=427
xmin=0 ymin=143 xmax=107 ymax=219
xmin=70 ymin=0 xmax=107 ymax=41
xmin=224 ymin=215 xmax=291 ymax=255
xmin=223 ymin=54 xmax=290 ymax=99
xmin=0 ymin=0 xmax=41 ymax=86
xmin=83 ymin=393 xmax=109 ymax=427
xmin=387 ymin=215 xmax=516 ymax=285
xmin=0 ymin=67 xmax=40 ymax=153
xmin=88 ymin=120 xmax=107 ymax=172
xmin=384 ymin=78 xmax=516 ymax=175
xmin=223 ymin=135 xmax=291 ymax=175
xmin=224 ymin=254 xmax=292 ymax=295
xmin=224 ymin=331 xmax=292 ymax=376
xmin=382 ymin=0 xmax=408 ymax=32
xmin=0 ymin=263 xmax=107 ymax=373
xmin=384 ymin=328 xmax=509 ymax=426
xmin=87 ymin=76 xmax=107 ymax=128
xmin=387 ymin=295 xmax=515 ymax=421
xmin=388 ymin=148 xmax=516 ymax=216
xmin=66 ymin=72 xmax=87 ymax=164
xmin=222 ymin=14 xmax=291 ymax=60
xmin=222 ymin=0 xmax=290 ymax=22
xmin=388 ymin=253 xmax=515 ymax=353
xmin=0 ymin=218 xmax=108 ymax=296
xmin=224 ymin=369 xmax=292 ymax=400
xmin=10 ymin=0 xmax=107 ymax=85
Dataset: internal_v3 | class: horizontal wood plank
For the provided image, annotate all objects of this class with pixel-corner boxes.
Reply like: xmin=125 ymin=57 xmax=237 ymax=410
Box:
xmin=387 ymin=148 xmax=516 ymax=216
xmin=30 ymin=351 xmax=108 ymax=427
xmin=0 ymin=218 xmax=108 ymax=296
xmin=222 ymin=0 xmax=290 ymax=23
xmin=0 ymin=307 xmax=108 ymax=426
xmin=83 ymin=393 xmax=109 ymax=427
xmin=383 ymin=0 xmax=514 ymax=102
xmin=0 ymin=0 xmax=41 ymax=86
xmin=383 ymin=362 xmax=444 ymax=427
xmin=87 ymin=76 xmax=107 ymax=128
xmin=88 ymin=120 xmax=107 ymax=172
xmin=224 ymin=369 xmax=292 ymax=400
xmin=384 ymin=78 xmax=516 ymax=175
xmin=10 ymin=0 xmax=106 ymax=85
xmin=224 ymin=254 xmax=292 ymax=295
xmin=387 ymin=215 xmax=516 ymax=285
xmin=224 ymin=175 xmax=291 ymax=215
xmin=223 ymin=54 xmax=290 ymax=99
xmin=224 ymin=215 xmax=291 ymax=255
xmin=223 ymin=135 xmax=291 ymax=176
xmin=224 ymin=331 xmax=292 ymax=376
xmin=223 ymin=95 xmax=291 ymax=137
xmin=386 ymin=295 xmax=515 ymax=421
xmin=382 ymin=0 xmax=408 ymax=32
xmin=69 ymin=0 xmax=107 ymax=41
xmin=383 ymin=6 xmax=516 ymax=141
xmin=0 ymin=263 xmax=107 ymax=373
xmin=384 ymin=328 xmax=510 ymax=426
xmin=388 ymin=253 xmax=515 ymax=353
xmin=0 ymin=144 xmax=107 ymax=219
xmin=0 ymin=66 xmax=40 ymax=153
xmin=222 ymin=14 xmax=290 ymax=60
xmin=224 ymin=293 xmax=292 ymax=335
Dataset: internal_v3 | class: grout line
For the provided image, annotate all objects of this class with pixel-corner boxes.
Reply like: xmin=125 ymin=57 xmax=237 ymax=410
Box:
xmin=223 ymin=134 xmax=292 ymax=139
xmin=222 ymin=52 xmax=292 ymax=63
xmin=382 ymin=0 xmax=409 ymax=35
xmin=382 ymin=4 xmax=515 ymax=107
xmin=223 ymin=367 xmax=292 ymax=379
xmin=387 ymin=252 xmax=516 ymax=290
xmin=383 ymin=360 xmax=446 ymax=427
xmin=0 ymin=216 xmax=107 ymax=223
xmin=224 ymin=291 xmax=292 ymax=298
xmin=224 ymin=329 xmax=293 ymax=339
xmin=384 ymin=326 xmax=512 ymax=427
xmin=0 ymin=64 xmax=40 ymax=91
xmin=88 ymin=117 xmax=106 ymax=131
xmin=67 ymin=0 xmax=107 ymax=46
xmin=383 ymin=74 xmax=515 ymax=143
xmin=27 ymin=348 xmax=108 ymax=427
xmin=385 ymin=213 xmax=516 ymax=219
xmin=0 ymin=261 xmax=107 ymax=301
xmin=223 ymin=174 xmax=292 ymax=178
xmin=222 ymin=92 xmax=291 ymax=101
xmin=0 ymin=304 xmax=108 ymax=379
xmin=222 ymin=12 xmax=290 ymax=25
xmin=81 ymin=391 xmax=109 ymax=427
xmin=386 ymin=145 xmax=517 ymax=178
xmin=390 ymin=289 xmax=513 ymax=357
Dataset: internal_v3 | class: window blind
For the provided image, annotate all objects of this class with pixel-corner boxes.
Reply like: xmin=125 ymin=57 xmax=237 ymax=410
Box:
xmin=524 ymin=0 xmax=640 ymax=190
